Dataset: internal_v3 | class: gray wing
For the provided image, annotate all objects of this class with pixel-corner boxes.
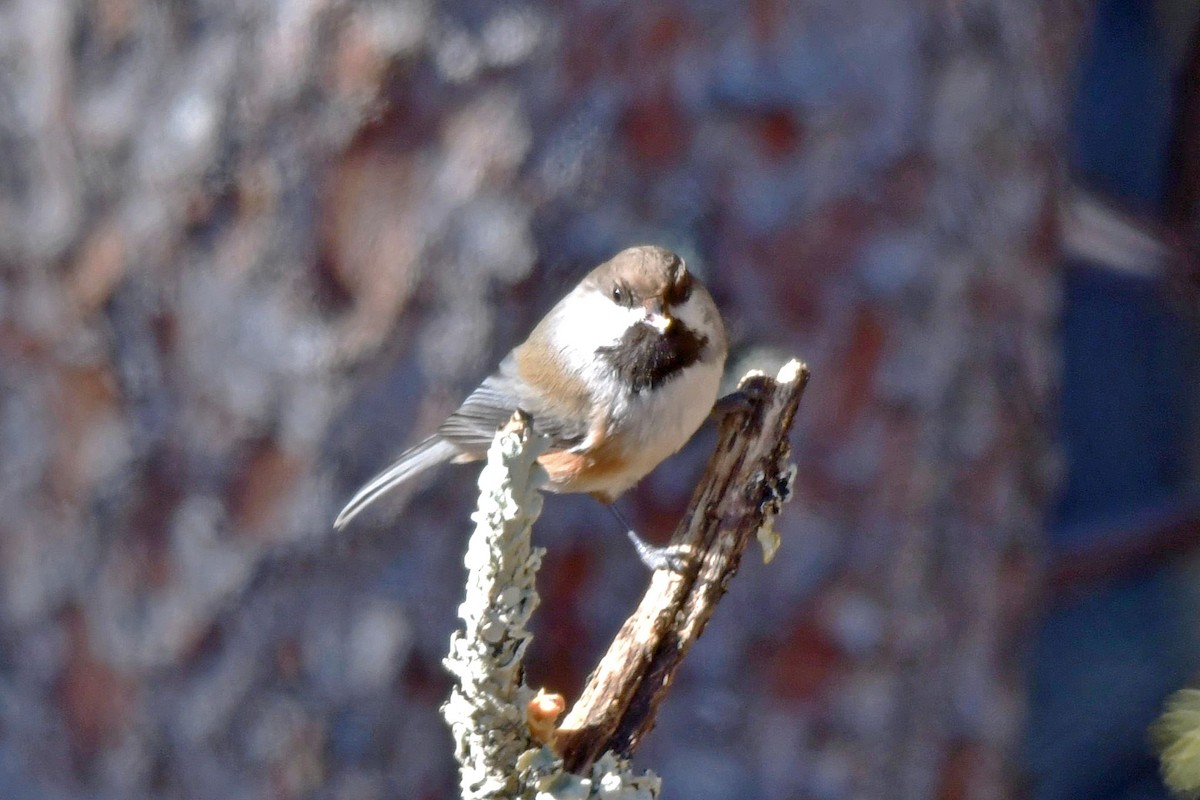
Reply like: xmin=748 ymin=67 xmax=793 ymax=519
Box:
xmin=437 ymin=353 xmax=590 ymax=453
xmin=333 ymin=435 xmax=460 ymax=529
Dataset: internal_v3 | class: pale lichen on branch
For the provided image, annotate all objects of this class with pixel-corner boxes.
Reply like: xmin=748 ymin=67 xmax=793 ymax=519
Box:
xmin=440 ymin=412 xmax=660 ymax=800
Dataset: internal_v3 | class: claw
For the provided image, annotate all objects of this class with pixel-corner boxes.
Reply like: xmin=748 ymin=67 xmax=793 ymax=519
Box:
xmin=625 ymin=529 xmax=689 ymax=572
xmin=711 ymin=389 xmax=756 ymax=420
xmin=604 ymin=503 xmax=688 ymax=571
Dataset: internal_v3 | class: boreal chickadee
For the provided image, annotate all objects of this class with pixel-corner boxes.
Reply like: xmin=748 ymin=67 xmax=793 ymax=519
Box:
xmin=334 ymin=245 xmax=728 ymax=569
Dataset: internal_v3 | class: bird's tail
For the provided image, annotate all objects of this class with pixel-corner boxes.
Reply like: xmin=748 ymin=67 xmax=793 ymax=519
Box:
xmin=333 ymin=436 xmax=461 ymax=530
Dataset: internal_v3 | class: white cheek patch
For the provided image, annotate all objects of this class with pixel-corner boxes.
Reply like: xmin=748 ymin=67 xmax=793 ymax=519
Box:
xmin=551 ymin=288 xmax=643 ymax=358
xmin=673 ymin=295 xmax=699 ymax=330
xmin=671 ymin=294 xmax=712 ymax=345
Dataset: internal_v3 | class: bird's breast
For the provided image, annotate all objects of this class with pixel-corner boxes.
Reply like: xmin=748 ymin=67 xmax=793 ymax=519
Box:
xmin=538 ymin=357 xmax=723 ymax=499
xmin=608 ymin=356 xmax=723 ymax=468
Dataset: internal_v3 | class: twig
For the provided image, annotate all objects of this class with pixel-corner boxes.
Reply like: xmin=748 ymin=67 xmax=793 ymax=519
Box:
xmin=1047 ymin=497 xmax=1200 ymax=598
xmin=556 ymin=360 xmax=809 ymax=773
xmin=441 ymin=412 xmax=548 ymax=799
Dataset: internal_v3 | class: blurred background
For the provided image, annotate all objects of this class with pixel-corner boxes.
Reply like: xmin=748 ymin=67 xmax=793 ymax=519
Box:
xmin=1 ymin=0 xmax=1198 ymax=798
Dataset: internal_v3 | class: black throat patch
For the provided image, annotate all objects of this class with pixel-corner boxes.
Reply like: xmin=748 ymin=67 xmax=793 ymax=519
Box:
xmin=598 ymin=322 xmax=708 ymax=394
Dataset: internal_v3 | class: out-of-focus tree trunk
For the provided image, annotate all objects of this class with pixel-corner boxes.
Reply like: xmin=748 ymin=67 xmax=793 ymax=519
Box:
xmin=0 ymin=1 xmax=1076 ymax=798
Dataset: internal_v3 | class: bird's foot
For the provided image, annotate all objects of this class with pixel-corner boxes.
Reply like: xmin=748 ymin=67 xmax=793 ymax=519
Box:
xmin=625 ymin=529 xmax=689 ymax=572
xmin=711 ymin=387 xmax=761 ymax=420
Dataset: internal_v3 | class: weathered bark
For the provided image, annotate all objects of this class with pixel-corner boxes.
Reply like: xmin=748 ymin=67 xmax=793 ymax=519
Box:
xmin=557 ymin=362 xmax=807 ymax=772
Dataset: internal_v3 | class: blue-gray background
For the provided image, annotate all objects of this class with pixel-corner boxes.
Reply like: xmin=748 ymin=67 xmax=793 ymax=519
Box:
xmin=0 ymin=1 xmax=1196 ymax=798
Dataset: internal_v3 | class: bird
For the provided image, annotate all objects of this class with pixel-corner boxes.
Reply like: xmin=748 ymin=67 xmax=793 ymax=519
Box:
xmin=333 ymin=245 xmax=728 ymax=569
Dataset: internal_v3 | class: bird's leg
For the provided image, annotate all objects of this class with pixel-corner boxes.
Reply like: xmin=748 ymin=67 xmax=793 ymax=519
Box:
xmin=597 ymin=389 xmax=762 ymax=571
xmin=604 ymin=503 xmax=688 ymax=572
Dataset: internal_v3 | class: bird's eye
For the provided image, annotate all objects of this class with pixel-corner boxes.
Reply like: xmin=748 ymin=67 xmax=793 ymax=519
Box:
xmin=611 ymin=285 xmax=626 ymax=305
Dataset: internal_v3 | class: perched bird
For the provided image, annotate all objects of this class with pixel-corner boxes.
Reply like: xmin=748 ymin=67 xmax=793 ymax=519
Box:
xmin=334 ymin=245 xmax=728 ymax=569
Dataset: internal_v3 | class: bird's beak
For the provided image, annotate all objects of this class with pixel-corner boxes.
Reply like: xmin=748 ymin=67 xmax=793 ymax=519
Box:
xmin=644 ymin=311 xmax=673 ymax=333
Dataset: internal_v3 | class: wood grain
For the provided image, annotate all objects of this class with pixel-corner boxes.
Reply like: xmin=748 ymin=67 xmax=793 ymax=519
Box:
xmin=556 ymin=360 xmax=810 ymax=773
